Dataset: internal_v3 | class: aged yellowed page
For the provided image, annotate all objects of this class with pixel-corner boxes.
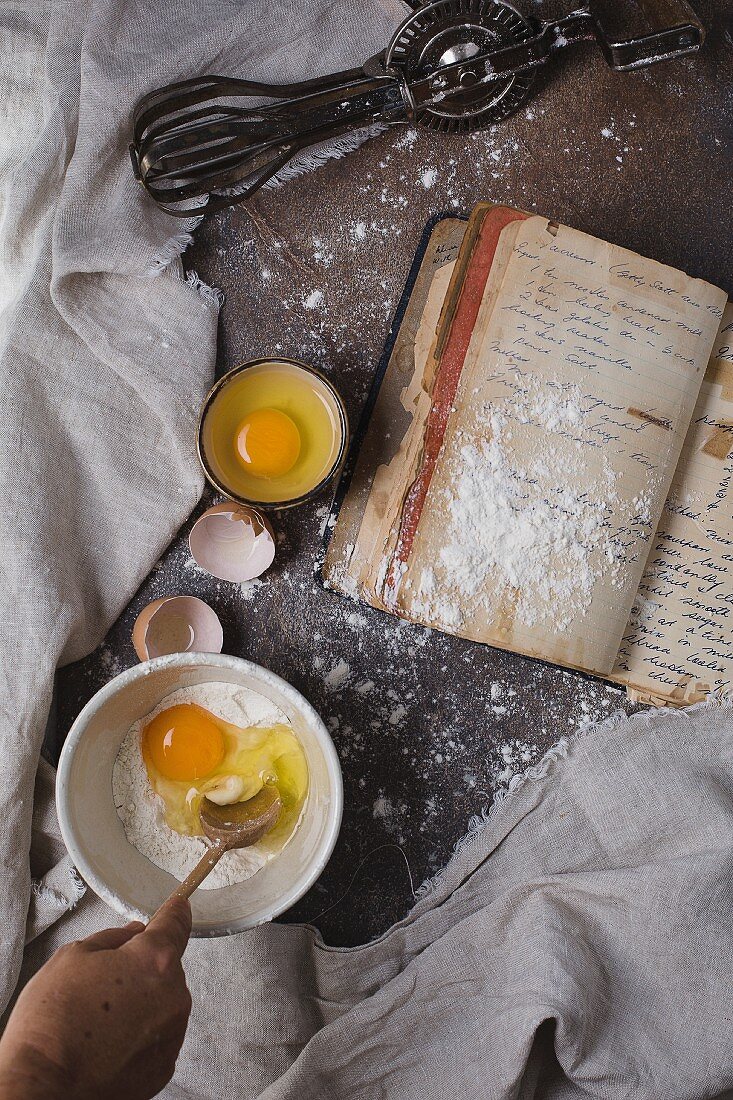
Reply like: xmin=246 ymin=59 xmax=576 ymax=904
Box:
xmin=325 ymin=207 xmax=525 ymax=601
xmin=366 ymin=223 xmax=521 ymax=595
xmin=386 ymin=217 xmax=727 ymax=676
xmin=613 ymin=304 xmax=733 ymax=704
xmin=347 ymin=259 xmax=457 ymax=593
xmin=323 ymin=217 xmax=466 ymax=596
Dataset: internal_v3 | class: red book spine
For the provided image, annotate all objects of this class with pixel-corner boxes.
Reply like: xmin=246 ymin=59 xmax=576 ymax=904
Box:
xmin=383 ymin=206 xmax=528 ymax=604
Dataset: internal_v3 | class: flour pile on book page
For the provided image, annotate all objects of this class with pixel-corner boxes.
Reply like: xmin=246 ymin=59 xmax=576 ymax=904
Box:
xmin=323 ymin=205 xmax=730 ymax=706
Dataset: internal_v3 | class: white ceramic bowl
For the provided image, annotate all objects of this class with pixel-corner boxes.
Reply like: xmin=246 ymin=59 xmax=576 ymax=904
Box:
xmin=57 ymin=653 xmax=342 ymax=936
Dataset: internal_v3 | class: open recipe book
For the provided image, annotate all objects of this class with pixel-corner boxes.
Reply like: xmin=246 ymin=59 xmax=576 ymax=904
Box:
xmin=323 ymin=203 xmax=733 ymax=707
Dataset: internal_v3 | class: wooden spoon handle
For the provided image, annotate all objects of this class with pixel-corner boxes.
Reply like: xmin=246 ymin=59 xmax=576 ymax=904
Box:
xmin=156 ymin=840 xmax=228 ymax=912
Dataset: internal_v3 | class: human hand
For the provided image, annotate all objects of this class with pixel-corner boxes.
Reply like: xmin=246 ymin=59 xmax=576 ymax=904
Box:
xmin=0 ymin=896 xmax=192 ymax=1100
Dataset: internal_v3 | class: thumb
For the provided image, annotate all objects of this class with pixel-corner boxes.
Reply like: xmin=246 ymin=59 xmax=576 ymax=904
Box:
xmin=81 ymin=922 xmax=146 ymax=951
xmin=140 ymin=896 xmax=192 ymax=961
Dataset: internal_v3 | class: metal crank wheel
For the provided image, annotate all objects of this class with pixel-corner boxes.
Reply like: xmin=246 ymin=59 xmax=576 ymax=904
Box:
xmin=386 ymin=0 xmax=538 ymax=133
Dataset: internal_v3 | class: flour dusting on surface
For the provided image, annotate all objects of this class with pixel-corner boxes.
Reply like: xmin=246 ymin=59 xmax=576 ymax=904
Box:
xmin=240 ymin=578 xmax=264 ymax=601
xmin=324 ymin=658 xmax=351 ymax=691
xmin=420 ymin=168 xmax=437 ymax=190
xmin=303 ymin=288 xmax=324 ymax=310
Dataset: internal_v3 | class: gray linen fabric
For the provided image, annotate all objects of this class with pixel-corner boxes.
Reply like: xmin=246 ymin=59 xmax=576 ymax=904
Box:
xmin=16 ymin=703 xmax=733 ymax=1097
xmin=3 ymin=3 xmax=733 ymax=1099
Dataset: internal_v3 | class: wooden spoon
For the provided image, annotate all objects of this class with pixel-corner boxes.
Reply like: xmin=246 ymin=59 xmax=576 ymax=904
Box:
xmin=160 ymin=784 xmax=282 ymax=909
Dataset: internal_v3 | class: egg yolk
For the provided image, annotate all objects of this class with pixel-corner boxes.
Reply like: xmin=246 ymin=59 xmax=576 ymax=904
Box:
xmin=142 ymin=703 xmax=225 ymax=781
xmin=235 ymin=408 xmax=301 ymax=479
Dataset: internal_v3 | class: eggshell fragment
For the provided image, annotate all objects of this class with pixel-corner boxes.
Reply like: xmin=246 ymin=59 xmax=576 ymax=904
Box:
xmin=188 ymin=503 xmax=276 ymax=583
xmin=132 ymin=596 xmax=223 ymax=662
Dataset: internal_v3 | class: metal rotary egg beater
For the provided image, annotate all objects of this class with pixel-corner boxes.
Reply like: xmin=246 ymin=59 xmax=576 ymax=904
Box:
xmin=130 ymin=0 xmax=704 ymax=217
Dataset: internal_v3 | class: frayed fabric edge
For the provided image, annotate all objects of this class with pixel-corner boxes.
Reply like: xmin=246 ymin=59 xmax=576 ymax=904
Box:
xmin=142 ymin=221 xmax=224 ymax=311
xmin=182 ymin=269 xmax=225 ymax=309
xmin=26 ymin=861 xmax=88 ymax=943
xmin=263 ymin=123 xmax=388 ymax=190
xmin=68 ymin=864 xmax=87 ymax=902
xmin=141 ymin=213 xmax=225 ymax=308
xmin=31 ymin=865 xmax=86 ymax=912
xmin=144 ymin=214 xmax=204 ymax=277
xmin=414 ymin=691 xmax=733 ymax=902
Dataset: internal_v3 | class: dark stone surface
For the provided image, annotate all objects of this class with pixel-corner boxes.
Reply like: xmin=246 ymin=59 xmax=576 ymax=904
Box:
xmin=56 ymin=0 xmax=733 ymax=946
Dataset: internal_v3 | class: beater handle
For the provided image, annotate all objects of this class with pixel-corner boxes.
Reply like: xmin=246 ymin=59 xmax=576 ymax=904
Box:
xmin=589 ymin=0 xmax=704 ymax=68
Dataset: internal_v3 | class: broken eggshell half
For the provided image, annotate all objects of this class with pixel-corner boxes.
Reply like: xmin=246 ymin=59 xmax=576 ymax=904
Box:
xmin=132 ymin=596 xmax=224 ymax=662
xmin=188 ymin=502 xmax=276 ymax=583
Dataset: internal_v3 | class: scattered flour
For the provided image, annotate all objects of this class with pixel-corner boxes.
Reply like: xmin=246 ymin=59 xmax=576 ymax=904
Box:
xmin=372 ymin=792 xmax=407 ymax=843
xmin=627 ymin=594 xmax=663 ymax=629
xmin=324 ymin=658 xmax=351 ymax=691
xmin=112 ymin=681 xmax=291 ymax=888
xmin=395 ymin=128 xmax=419 ymax=149
xmin=316 ymin=503 xmax=332 ymax=536
xmin=372 ymin=794 xmax=392 ymax=821
xmin=240 ymin=578 xmax=264 ymax=601
xmin=303 ymin=289 xmax=324 ymax=310
xmin=69 ymin=110 xmax=649 ymax=921
xmin=420 ymin=167 xmax=437 ymax=190
xmin=99 ymin=645 xmax=122 ymax=678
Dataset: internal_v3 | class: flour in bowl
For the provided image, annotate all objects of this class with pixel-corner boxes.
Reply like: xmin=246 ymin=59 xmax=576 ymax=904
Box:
xmin=112 ymin=681 xmax=295 ymax=888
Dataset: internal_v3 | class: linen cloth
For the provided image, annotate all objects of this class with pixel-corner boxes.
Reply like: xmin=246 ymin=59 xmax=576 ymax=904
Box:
xmin=17 ymin=704 xmax=733 ymax=1098
xmin=3 ymin=3 xmax=733 ymax=1099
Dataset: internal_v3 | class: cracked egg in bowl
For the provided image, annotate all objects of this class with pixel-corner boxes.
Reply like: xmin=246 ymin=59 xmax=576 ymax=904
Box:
xmin=57 ymin=653 xmax=342 ymax=936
